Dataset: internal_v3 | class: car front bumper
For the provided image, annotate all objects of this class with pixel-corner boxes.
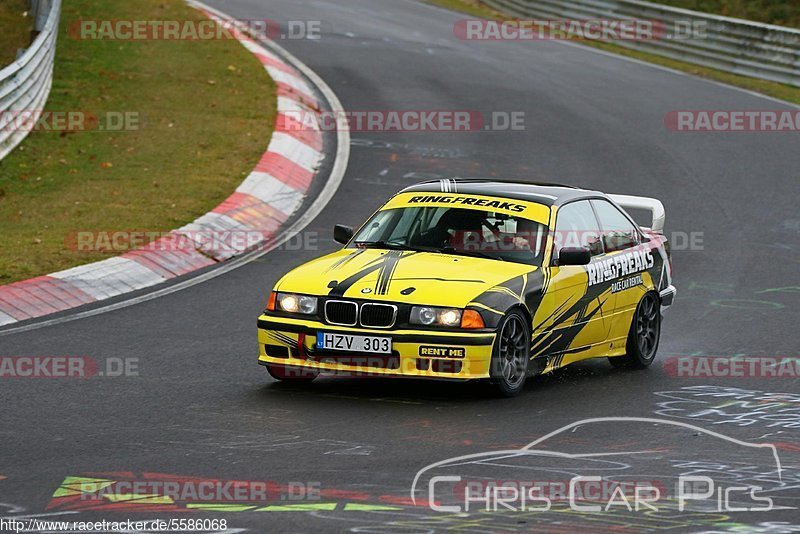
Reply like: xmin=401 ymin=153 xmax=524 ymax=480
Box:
xmin=257 ymin=316 xmax=496 ymax=380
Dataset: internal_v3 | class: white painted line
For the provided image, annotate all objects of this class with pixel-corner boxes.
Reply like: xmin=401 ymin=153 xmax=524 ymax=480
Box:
xmin=239 ymin=38 xmax=277 ymax=60
xmin=409 ymin=0 xmax=800 ymax=110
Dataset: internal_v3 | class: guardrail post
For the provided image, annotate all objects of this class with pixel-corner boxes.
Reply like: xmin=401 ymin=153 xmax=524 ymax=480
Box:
xmin=29 ymin=0 xmax=50 ymax=43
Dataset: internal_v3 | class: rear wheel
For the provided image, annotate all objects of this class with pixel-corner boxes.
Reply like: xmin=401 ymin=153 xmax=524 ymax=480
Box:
xmin=266 ymin=363 xmax=319 ymax=382
xmin=489 ymin=311 xmax=530 ymax=397
xmin=609 ymin=292 xmax=661 ymax=369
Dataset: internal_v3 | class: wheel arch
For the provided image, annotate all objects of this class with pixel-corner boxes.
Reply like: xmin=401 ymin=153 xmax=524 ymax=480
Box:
xmin=505 ymin=303 xmax=533 ymax=331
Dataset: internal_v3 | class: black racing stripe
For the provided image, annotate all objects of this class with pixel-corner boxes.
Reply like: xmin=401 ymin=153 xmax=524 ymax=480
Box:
xmin=472 ymin=291 xmax=516 ymax=316
xmin=472 ymin=275 xmax=521 ymax=310
xmin=470 ymin=270 xmax=542 ymax=329
xmin=270 ymin=331 xmax=296 ymax=346
xmin=504 ymin=275 xmax=524 ymax=299
xmin=324 ymin=248 xmax=366 ymax=273
xmin=542 ymin=267 xmax=551 ymax=295
xmin=530 ymin=286 xmax=607 ymax=357
xmin=375 ymin=250 xmax=406 ymax=296
xmin=523 ymin=270 xmax=545 ymax=313
xmin=328 ymin=255 xmax=387 ymax=297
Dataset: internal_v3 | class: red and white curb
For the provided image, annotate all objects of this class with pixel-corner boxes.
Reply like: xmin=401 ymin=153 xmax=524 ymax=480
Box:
xmin=0 ymin=5 xmax=328 ymax=327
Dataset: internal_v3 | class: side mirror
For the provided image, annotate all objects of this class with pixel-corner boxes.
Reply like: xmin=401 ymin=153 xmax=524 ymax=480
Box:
xmin=334 ymin=224 xmax=354 ymax=245
xmin=557 ymin=246 xmax=591 ymax=266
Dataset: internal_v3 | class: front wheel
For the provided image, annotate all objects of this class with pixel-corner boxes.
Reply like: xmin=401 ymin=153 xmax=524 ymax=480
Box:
xmin=489 ymin=311 xmax=531 ymax=397
xmin=609 ymin=292 xmax=661 ymax=369
xmin=266 ymin=363 xmax=319 ymax=382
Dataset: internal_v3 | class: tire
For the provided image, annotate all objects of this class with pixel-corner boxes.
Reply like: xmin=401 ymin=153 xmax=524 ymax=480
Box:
xmin=266 ymin=363 xmax=319 ymax=382
xmin=609 ymin=292 xmax=661 ymax=369
xmin=489 ymin=310 xmax=531 ymax=397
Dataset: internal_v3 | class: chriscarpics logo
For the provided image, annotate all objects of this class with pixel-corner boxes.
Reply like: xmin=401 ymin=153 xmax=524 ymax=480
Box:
xmin=411 ymin=417 xmax=785 ymax=518
xmin=587 ymin=249 xmax=654 ymax=287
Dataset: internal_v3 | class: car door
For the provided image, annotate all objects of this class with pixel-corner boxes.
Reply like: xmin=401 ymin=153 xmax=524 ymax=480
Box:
xmin=590 ymin=199 xmax=646 ymax=337
xmin=533 ymin=200 xmax=613 ymax=357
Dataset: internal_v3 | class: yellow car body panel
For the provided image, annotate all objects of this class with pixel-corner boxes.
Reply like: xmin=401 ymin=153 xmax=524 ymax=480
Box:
xmin=276 ymin=248 xmax=536 ymax=308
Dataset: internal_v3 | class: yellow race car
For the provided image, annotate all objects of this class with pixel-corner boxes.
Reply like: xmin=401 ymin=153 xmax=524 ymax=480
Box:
xmin=257 ymin=180 xmax=675 ymax=396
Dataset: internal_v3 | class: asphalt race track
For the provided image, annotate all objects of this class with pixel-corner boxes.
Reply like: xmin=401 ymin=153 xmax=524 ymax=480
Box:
xmin=2 ymin=0 xmax=800 ymax=532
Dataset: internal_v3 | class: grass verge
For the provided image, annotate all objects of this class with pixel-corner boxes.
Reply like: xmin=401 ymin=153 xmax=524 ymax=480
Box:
xmin=0 ymin=0 xmax=33 ymax=65
xmin=0 ymin=0 xmax=275 ymax=284
xmin=425 ymin=0 xmax=800 ymax=105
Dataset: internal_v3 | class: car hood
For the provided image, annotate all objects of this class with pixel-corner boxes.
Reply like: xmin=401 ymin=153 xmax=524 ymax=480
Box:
xmin=276 ymin=248 xmax=536 ymax=308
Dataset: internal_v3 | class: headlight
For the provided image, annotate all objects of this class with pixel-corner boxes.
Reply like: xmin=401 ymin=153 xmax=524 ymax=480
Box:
xmin=410 ymin=306 xmax=462 ymax=327
xmin=277 ymin=293 xmax=318 ymax=315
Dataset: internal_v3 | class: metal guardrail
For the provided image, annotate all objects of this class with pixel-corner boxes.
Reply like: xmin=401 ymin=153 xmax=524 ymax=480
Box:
xmin=0 ymin=0 xmax=61 ymax=162
xmin=482 ymin=0 xmax=800 ymax=88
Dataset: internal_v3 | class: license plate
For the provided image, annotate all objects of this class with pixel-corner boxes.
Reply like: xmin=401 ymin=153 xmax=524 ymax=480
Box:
xmin=316 ymin=332 xmax=392 ymax=354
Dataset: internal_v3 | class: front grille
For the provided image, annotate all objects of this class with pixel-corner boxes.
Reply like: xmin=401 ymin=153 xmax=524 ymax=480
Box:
xmin=359 ymin=303 xmax=397 ymax=328
xmin=325 ymin=300 xmax=358 ymax=326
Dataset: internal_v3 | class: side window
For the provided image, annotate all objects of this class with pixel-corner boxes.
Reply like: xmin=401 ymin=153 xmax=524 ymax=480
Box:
xmin=554 ymin=201 xmax=603 ymax=257
xmin=591 ymin=200 xmax=639 ymax=252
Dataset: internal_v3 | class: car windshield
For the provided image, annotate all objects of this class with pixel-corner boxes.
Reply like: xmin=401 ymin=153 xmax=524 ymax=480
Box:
xmin=351 ymin=206 xmax=548 ymax=266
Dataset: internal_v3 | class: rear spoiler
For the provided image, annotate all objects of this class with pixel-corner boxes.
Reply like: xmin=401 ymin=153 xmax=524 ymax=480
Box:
xmin=608 ymin=194 xmax=665 ymax=234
